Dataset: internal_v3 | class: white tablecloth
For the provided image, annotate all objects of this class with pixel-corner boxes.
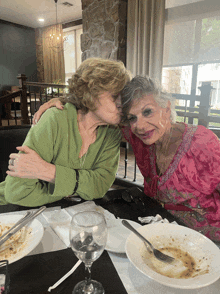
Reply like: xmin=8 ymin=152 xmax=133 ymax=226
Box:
xmin=3 ymin=203 xmax=220 ymax=294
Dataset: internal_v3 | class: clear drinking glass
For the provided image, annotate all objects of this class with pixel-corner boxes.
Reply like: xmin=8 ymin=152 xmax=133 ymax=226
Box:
xmin=69 ymin=211 xmax=108 ymax=294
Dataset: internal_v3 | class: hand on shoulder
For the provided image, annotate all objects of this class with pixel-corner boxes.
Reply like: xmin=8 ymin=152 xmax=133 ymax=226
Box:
xmin=33 ymin=98 xmax=65 ymax=125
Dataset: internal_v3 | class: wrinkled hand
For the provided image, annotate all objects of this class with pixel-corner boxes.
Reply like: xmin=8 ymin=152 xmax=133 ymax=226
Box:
xmin=33 ymin=98 xmax=64 ymax=125
xmin=7 ymin=146 xmax=55 ymax=182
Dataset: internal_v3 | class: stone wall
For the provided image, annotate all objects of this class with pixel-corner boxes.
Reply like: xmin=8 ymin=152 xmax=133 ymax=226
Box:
xmin=81 ymin=0 xmax=127 ymax=64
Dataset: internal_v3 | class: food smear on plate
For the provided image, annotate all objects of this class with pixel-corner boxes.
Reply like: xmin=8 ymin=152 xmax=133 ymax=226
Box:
xmin=0 ymin=223 xmax=32 ymax=261
xmin=141 ymin=239 xmax=210 ymax=279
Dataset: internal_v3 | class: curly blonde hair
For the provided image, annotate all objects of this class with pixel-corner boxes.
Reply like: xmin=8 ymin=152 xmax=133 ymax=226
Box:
xmin=66 ymin=58 xmax=131 ymax=113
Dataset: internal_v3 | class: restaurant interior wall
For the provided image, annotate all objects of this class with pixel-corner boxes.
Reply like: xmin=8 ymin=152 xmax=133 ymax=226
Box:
xmin=0 ymin=20 xmax=37 ymax=96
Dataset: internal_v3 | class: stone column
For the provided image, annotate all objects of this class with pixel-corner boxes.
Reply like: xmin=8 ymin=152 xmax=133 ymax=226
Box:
xmin=81 ymin=0 xmax=127 ymax=64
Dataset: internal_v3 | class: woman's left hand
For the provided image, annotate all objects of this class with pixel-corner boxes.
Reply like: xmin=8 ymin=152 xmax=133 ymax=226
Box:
xmin=7 ymin=146 xmax=56 ymax=183
xmin=33 ymin=98 xmax=64 ymax=125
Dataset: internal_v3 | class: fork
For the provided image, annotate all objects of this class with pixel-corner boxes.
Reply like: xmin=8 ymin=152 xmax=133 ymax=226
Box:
xmin=122 ymin=220 xmax=175 ymax=264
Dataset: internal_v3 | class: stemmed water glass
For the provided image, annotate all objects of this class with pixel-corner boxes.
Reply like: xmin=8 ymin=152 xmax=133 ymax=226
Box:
xmin=69 ymin=211 xmax=108 ymax=294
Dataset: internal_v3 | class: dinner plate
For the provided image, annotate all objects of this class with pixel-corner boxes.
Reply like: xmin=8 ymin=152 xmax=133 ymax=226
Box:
xmin=125 ymin=223 xmax=220 ymax=289
xmin=105 ymin=219 xmax=141 ymax=253
xmin=0 ymin=214 xmax=44 ymax=264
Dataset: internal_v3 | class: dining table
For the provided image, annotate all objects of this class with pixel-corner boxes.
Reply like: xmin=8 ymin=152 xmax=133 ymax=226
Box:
xmin=0 ymin=187 xmax=220 ymax=294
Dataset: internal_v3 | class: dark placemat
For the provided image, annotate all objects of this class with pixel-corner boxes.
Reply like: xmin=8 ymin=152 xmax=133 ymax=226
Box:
xmin=8 ymin=248 xmax=127 ymax=294
xmin=95 ymin=187 xmax=186 ymax=226
xmin=0 ymin=188 xmax=186 ymax=227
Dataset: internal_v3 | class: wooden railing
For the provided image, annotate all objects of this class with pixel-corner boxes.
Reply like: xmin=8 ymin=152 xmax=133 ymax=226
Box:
xmin=25 ymin=80 xmax=67 ymax=124
xmin=0 ymin=75 xmax=30 ymax=126
xmin=1 ymin=76 xmax=220 ymax=188
xmin=0 ymin=74 xmax=67 ymax=126
xmin=172 ymin=82 xmax=220 ymax=129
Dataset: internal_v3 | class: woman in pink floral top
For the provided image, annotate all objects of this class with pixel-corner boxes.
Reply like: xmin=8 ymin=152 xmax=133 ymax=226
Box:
xmin=121 ymin=76 xmax=220 ymax=242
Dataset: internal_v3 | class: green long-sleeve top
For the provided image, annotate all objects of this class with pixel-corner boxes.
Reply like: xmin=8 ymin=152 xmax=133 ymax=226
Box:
xmin=0 ymin=103 xmax=121 ymax=207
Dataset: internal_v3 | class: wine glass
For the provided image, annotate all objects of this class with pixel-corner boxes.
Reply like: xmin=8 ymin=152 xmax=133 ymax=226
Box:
xmin=69 ymin=211 xmax=108 ymax=294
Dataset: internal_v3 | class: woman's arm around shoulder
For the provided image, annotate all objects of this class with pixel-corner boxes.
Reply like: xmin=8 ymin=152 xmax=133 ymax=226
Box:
xmin=33 ymin=98 xmax=65 ymax=124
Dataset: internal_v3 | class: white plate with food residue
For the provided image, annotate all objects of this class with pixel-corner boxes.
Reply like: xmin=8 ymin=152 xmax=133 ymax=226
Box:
xmin=0 ymin=214 xmax=44 ymax=264
xmin=125 ymin=223 xmax=220 ymax=289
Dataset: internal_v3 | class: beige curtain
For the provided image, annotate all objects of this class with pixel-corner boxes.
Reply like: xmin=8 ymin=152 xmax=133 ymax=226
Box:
xmin=35 ymin=24 xmax=65 ymax=83
xmin=127 ymin=0 xmax=165 ymax=82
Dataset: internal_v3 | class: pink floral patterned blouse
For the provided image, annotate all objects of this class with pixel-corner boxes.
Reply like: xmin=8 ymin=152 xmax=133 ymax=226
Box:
xmin=122 ymin=123 xmax=220 ymax=242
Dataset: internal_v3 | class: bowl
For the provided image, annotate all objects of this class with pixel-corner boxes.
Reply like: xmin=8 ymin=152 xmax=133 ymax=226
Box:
xmin=125 ymin=223 xmax=220 ymax=289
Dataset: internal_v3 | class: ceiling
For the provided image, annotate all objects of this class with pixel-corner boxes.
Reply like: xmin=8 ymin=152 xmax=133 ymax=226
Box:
xmin=0 ymin=0 xmax=82 ymax=29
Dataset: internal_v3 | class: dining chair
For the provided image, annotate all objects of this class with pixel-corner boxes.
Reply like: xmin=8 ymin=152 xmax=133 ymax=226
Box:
xmin=0 ymin=125 xmax=30 ymax=182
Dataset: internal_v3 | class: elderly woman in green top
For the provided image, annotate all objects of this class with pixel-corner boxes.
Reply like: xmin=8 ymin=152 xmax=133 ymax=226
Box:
xmin=0 ymin=58 xmax=131 ymax=207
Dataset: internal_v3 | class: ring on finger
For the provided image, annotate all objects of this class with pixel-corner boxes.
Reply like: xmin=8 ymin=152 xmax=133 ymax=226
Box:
xmin=9 ymin=158 xmax=15 ymax=166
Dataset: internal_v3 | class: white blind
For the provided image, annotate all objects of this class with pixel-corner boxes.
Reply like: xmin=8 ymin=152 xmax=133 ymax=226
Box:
xmin=163 ymin=0 xmax=220 ymax=66
xmin=166 ymin=0 xmax=203 ymax=9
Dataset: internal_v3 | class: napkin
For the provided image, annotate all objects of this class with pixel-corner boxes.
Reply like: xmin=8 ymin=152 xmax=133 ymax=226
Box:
xmin=65 ymin=201 xmax=116 ymax=225
xmin=138 ymin=214 xmax=178 ymax=225
xmin=42 ymin=209 xmax=72 ymax=247
xmin=42 ymin=201 xmax=116 ymax=247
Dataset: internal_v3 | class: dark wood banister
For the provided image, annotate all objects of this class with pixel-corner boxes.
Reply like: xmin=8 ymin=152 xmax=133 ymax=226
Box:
xmin=1 ymin=75 xmax=219 ymax=131
xmin=0 ymin=75 xmax=219 ymax=189
xmin=0 ymin=90 xmax=22 ymax=104
xmin=25 ymin=81 xmax=67 ymax=88
xmin=17 ymin=74 xmax=30 ymax=125
xmin=0 ymin=74 xmax=68 ymax=126
xmin=0 ymin=74 xmax=30 ymax=125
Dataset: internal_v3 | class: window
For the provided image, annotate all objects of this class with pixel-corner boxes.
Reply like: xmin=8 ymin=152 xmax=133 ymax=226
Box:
xmin=63 ymin=25 xmax=83 ymax=84
xmin=162 ymin=0 xmax=220 ymax=122
xmin=166 ymin=0 xmax=202 ymax=9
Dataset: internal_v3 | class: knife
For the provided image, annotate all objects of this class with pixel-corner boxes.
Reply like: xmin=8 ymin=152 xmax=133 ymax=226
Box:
xmin=0 ymin=206 xmax=46 ymax=249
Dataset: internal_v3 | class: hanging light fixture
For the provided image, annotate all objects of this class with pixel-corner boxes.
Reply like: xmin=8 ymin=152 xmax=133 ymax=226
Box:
xmin=48 ymin=0 xmax=67 ymax=52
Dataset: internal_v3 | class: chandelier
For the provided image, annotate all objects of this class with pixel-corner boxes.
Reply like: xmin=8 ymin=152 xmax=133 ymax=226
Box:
xmin=48 ymin=0 xmax=67 ymax=52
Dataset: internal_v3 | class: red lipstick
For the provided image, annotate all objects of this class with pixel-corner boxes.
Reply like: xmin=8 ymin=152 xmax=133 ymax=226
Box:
xmin=138 ymin=129 xmax=154 ymax=140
